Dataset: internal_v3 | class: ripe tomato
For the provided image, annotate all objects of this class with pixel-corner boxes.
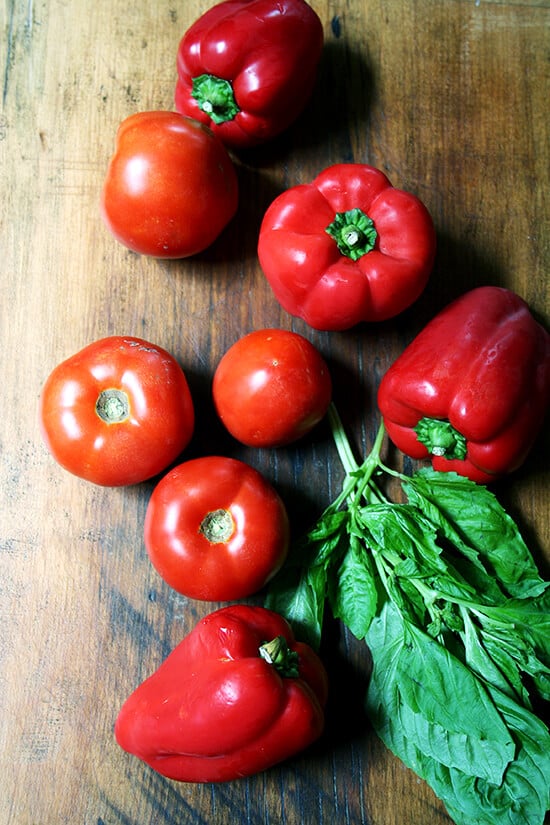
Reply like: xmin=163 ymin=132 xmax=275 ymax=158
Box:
xmin=39 ymin=336 xmax=195 ymax=486
xmin=144 ymin=456 xmax=290 ymax=601
xmin=212 ymin=329 xmax=332 ymax=447
xmin=100 ymin=111 xmax=238 ymax=258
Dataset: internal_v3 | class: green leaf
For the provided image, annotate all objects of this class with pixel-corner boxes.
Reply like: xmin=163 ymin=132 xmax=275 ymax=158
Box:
xmin=307 ymin=509 xmax=348 ymax=537
xmin=483 ymin=685 xmax=550 ymax=818
xmin=442 ymin=687 xmax=550 ymax=825
xmin=266 ymin=508 xmax=351 ymax=649
xmin=383 ymin=603 xmax=515 ymax=782
xmin=357 ymin=503 xmax=449 ymax=575
xmin=384 ymin=571 xmax=428 ymax=627
xmin=328 ymin=534 xmax=378 ymax=639
xmin=356 ymin=503 xmax=474 ymax=629
xmin=427 ymin=572 xmax=480 ymax=603
xmin=482 ymin=631 xmax=550 ymax=703
xmin=265 ymin=563 xmax=326 ymax=651
xmin=489 ymin=590 xmax=550 ymax=661
xmin=283 ymin=510 xmax=348 ymax=571
xmin=473 ymin=589 xmax=550 ymax=702
xmin=365 ymin=602 xmax=550 ymax=825
xmin=460 ymin=609 xmax=530 ymax=705
xmin=404 ymin=468 xmax=547 ymax=599
xmin=395 ymin=701 xmax=502 ymax=785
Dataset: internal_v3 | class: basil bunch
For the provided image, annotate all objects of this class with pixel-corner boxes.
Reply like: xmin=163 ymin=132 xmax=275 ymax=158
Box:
xmin=266 ymin=406 xmax=550 ymax=825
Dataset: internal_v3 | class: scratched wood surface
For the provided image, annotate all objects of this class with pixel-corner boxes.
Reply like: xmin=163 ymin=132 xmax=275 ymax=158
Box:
xmin=1 ymin=0 xmax=549 ymax=823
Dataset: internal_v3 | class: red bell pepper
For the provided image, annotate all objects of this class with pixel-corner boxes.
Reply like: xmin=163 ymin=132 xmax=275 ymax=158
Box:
xmin=174 ymin=0 xmax=324 ymax=149
xmin=257 ymin=163 xmax=436 ymax=331
xmin=115 ymin=605 xmax=328 ymax=782
xmin=377 ymin=286 xmax=550 ymax=483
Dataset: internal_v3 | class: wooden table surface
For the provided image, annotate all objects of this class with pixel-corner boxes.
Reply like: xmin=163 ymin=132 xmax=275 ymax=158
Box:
xmin=1 ymin=0 xmax=548 ymax=823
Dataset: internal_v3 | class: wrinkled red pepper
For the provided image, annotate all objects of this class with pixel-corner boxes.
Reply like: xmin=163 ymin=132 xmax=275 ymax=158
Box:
xmin=257 ymin=163 xmax=436 ymax=331
xmin=115 ymin=605 xmax=328 ymax=782
xmin=377 ymin=286 xmax=550 ymax=483
xmin=174 ymin=0 xmax=324 ymax=149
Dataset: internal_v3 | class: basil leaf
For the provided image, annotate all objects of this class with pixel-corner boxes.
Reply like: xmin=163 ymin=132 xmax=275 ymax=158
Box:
xmin=461 ymin=609 xmax=530 ymax=705
xmin=306 ymin=509 xmax=348 ymax=540
xmin=358 ymin=503 xmax=449 ymax=575
xmin=403 ymin=469 xmax=547 ymax=599
xmin=483 ymin=685 xmax=550 ymax=820
xmin=385 ymin=570 xmax=428 ymax=627
xmin=328 ymin=533 xmax=378 ymax=639
xmin=482 ymin=632 xmax=550 ymax=703
xmin=493 ymin=590 xmax=550 ymax=661
xmin=380 ymin=602 xmax=514 ymax=782
xmin=266 ymin=509 xmax=351 ymax=649
xmin=473 ymin=589 xmax=550 ymax=702
xmin=365 ymin=612 xmax=435 ymax=780
xmin=366 ymin=602 xmax=550 ymax=825
xmin=443 ymin=687 xmax=550 ymax=825
xmin=303 ymin=510 xmax=349 ymax=567
xmin=265 ymin=563 xmax=326 ymax=651
xmin=395 ymin=701 xmax=502 ymax=785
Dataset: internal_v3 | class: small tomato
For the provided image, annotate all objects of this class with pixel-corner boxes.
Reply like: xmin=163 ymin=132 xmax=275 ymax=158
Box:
xmin=39 ymin=336 xmax=194 ymax=486
xmin=212 ymin=329 xmax=332 ymax=447
xmin=144 ymin=456 xmax=290 ymax=600
xmin=100 ymin=111 xmax=238 ymax=258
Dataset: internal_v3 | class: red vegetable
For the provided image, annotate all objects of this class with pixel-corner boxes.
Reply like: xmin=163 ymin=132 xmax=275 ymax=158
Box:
xmin=39 ymin=336 xmax=194 ymax=486
xmin=174 ymin=0 xmax=324 ymax=149
xmin=101 ymin=111 xmax=238 ymax=258
xmin=257 ymin=163 xmax=436 ymax=330
xmin=144 ymin=456 xmax=290 ymax=601
xmin=115 ymin=605 xmax=328 ymax=782
xmin=212 ymin=328 xmax=332 ymax=447
xmin=377 ymin=286 xmax=550 ymax=483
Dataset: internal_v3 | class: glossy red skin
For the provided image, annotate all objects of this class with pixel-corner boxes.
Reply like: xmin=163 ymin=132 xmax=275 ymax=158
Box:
xmin=258 ymin=164 xmax=436 ymax=330
xmin=212 ymin=329 xmax=332 ymax=447
xmin=39 ymin=336 xmax=195 ymax=486
xmin=377 ymin=287 xmax=550 ymax=483
xmin=115 ymin=605 xmax=328 ymax=783
xmin=100 ymin=111 xmax=238 ymax=258
xmin=144 ymin=456 xmax=290 ymax=600
xmin=174 ymin=0 xmax=324 ymax=149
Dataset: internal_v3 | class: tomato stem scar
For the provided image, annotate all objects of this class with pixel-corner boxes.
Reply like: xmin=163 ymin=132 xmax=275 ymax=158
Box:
xmin=96 ymin=388 xmax=130 ymax=423
xmin=200 ymin=509 xmax=235 ymax=543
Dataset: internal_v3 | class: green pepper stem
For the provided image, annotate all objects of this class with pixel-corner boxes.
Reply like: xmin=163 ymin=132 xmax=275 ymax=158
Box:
xmin=259 ymin=636 xmax=300 ymax=678
xmin=325 ymin=208 xmax=377 ymax=261
xmin=414 ymin=417 xmax=467 ymax=461
xmin=191 ymin=74 xmax=240 ymax=124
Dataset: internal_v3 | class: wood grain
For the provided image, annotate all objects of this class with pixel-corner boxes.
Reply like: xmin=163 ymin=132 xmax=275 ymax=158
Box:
xmin=1 ymin=0 xmax=548 ymax=823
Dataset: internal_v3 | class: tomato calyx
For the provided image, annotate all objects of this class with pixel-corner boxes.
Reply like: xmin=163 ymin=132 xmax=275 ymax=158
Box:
xmin=259 ymin=636 xmax=300 ymax=678
xmin=191 ymin=74 xmax=240 ymax=124
xmin=199 ymin=508 xmax=235 ymax=543
xmin=95 ymin=388 xmax=130 ymax=424
xmin=325 ymin=207 xmax=377 ymax=261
